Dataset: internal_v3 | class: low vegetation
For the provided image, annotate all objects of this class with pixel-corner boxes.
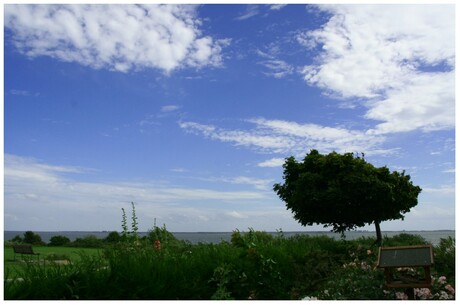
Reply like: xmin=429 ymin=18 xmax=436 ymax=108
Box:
xmin=5 ymin=204 xmax=454 ymax=300
xmin=4 ymin=229 xmax=455 ymax=300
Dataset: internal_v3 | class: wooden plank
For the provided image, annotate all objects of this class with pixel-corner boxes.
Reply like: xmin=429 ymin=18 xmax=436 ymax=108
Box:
xmin=378 ymin=245 xmax=433 ymax=268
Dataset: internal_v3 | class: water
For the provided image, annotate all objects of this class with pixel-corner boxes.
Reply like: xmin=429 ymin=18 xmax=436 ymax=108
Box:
xmin=4 ymin=230 xmax=455 ymax=245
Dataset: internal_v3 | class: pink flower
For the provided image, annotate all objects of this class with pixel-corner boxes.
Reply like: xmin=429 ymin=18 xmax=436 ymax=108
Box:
xmin=445 ymin=284 xmax=455 ymax=295
xmin=154 ymin=240 xmax=161 ymax=250
xmin=438 ymin=276 xmax=447 ymax=284
xmin=415 ymin=288 xmax=431 ymax=300
xmin=395 ymin=292 xmax=408 ymax=300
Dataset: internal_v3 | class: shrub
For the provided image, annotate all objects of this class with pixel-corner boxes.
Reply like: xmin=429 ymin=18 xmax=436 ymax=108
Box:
xmin=22 ymin=231 xmax=45 ymax=245
xmin=70 ymin=235 xmax=104 ymax=248
xmin=433 ymin=237 xmax=455 ymax=285
xmin=48 ymin=235 xmax=71 ymax=246
xmin=382 ymin=233 xmax=428 ymax=246
xmin=147 ymin=224 xmax=179 ymax=246
xmin=104 ymin=231 xmax=122 ymax=244
xmin=45 ymin=253 xmax=71 ymax=262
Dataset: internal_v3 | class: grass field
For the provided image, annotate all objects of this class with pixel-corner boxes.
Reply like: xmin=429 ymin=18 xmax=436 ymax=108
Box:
xmin=4 ymin=246 xmax=103 ymax=279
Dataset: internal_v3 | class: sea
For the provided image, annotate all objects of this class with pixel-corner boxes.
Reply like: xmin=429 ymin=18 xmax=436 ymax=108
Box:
xmin=3 ymin=230 xmax=455 ymax=246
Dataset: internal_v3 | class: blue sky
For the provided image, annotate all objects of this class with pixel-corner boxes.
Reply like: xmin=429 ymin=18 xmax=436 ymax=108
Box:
xmin=3 ymin=3 xmax=456 ymax=233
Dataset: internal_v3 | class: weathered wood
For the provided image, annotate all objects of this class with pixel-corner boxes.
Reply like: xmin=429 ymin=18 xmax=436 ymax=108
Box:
xmin=378 ymin=245 xmax=433 ymax=268
xmin=377 ymin=245 xmax=434 ymax=298
xmin=13 ymin=244 xmax=40 ymax=261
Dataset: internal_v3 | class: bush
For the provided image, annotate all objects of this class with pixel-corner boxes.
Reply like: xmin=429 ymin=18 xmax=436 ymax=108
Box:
xmin=48 ymin=235 xmax=71 ymax=246
xmin=382 ymin=233 xmax=428 ymax=246
xmin=104 ymin=231 xmax=122 ymax=244
xmin=70 ymin=235 xmax=104 ymax=248
xmin=22 ymin=231 xmax=45 ymax=245
xmin=434 ymin=237 xmax=455 ymax=285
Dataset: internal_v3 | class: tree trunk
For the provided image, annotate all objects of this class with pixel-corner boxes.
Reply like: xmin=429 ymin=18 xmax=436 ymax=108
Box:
xmin=374 ymin=221 xmax=382 ymax=246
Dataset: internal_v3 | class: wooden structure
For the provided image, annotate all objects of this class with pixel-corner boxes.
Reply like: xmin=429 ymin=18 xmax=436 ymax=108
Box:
xmin=13 ymin=244 xmax=40 ymax=261
xmin=377 ymin=245 xmax=434 ymax=299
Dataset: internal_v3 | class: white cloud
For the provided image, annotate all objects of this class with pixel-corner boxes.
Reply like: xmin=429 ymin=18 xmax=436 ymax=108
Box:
xmin=222 ymin=176 xmax=273 ymax=191
xmin=299 ymin=4 xmax=455 ymax=134
xmin=260 ymin=59 xmax=294 ymax=79
xmin=4 ymin=154 xmax=270 ymax=231
xmin=180 ymin=118 xmax=388 ymax=156
xmin=5 ymin=4 xmax=228 ymax=73
xmin=365 ymin=71 xmax=455 ymax=134
xmin=235 ymin=5 xmax=259 ymax=20
xmin=257 ymin=157 xmax=286 ymax=168
xmin=256 ymin=45 xmax=294 ymax=79
xmin=226 ymin=211 xmax=248 ymax=219
xmin=269 ymin=5 xmax=287 ymax=11
xmin=161 ymin=105 xmax=181 ymax=112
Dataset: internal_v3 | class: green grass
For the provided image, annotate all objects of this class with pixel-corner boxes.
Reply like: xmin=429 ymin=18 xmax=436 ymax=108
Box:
xmin=4 ymin=246 xmax=103 ymax=279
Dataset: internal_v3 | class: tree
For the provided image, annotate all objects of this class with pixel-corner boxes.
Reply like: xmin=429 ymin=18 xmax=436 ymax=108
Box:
xmin=23 ymin=231 xmax=44 ymax=245
xmin=273 ymin=150 xmax=422 ymax=245
xmin=49 ymin=235 xmax=71 ymax=246
xmin=105 ymin=231 xmax=122 ymax=243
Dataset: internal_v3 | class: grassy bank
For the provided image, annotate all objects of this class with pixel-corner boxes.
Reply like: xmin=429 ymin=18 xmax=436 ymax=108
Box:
xmin=4 ymin=230 xmax=455 ymax=300
xmin=4 ymin=246 xmax=102 ymax=279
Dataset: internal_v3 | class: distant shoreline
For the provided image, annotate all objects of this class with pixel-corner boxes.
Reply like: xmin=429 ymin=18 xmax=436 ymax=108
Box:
xmin=4 ymin=230 xmax=455 ymax=245
xmin=4 ymin=229 xmax=455 ymax=233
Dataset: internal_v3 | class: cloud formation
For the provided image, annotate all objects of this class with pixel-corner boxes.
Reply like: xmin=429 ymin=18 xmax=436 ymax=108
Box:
xmin=5 ymin=4 xmax=229 ymax=73
xmin=299 ymin=5 xmax=455 ymax=134
xmin=179 ymin=118 xmax=390 ymax=158
xmin=4 ymin=154 xmax=270 ymax=231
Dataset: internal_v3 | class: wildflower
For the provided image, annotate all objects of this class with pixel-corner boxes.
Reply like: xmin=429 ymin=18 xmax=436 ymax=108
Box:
xmin=395 ymin=292 xmax=408 ymax=300
xmin=438 ymin=276 xmax=447 ymax=285
xmin=439 ymin=291 xmax=449 ymax=300
xmin=154 ymin=240 xmax=161 ymax=250
xmin=367 ymin=249 xmax=372 ymax=255
xmin=360 ymin=261 xmax=370 ymax=270
xmin=415 ymin=288 xmax=431 ymax=300
xmin=302 ymin=296 xmax=318 ymax=300
xmin=445 ymin=284 xmax=455 ymax=295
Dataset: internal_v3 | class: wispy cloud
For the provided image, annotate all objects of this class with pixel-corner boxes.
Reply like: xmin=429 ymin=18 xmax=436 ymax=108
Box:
xmin=256 ymin=47 xmax=294 ymax=79
xmin=5 ymin=4 xmax=229 ymax=73
xmin=179 ymin=117 xmax=392 ymax=158
xmin=269 ymin=4 xmax=287 ymax=11
xmin=4 ymin=154 xmax=271 ymax=231
xmin=9 ymin=89 xmax=39 ymax=97
xmin=298 ymin=5 xmax=455 ymax=135
xmin=235 ymin=5 xmax=259 ymax=20
xmin=161 ymin=105 xmax=181 ymax=112
xmin=257 ymin=157 xmax=286 ymax=168
xmin=203 ymin=176 xmax=273 ymax=191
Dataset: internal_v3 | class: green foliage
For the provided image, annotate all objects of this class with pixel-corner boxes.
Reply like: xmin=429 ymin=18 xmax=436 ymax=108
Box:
xmin=104 ymin=231 xmax=122 ymax=243
xmin=70 ymin=235 xmax=104 ymax=248
xmin=44 ymin=253 xmax=71 ymax=261
xmin=382 ymin=233 xmax=428 ymax=246
xmin=434 ymin=237 xmax=455 ymax=285
xmin=10 ymin=235 xmax=23 ymax=243
xmin=48 ymin=235 xmax=71 ymax=247
xmin=273 ymin=150 xmax=422 ymax=242
xmin=130 ymin=202 xmax=139 ymax=238
xmin=120 ymin=202 xmax=139 ymax=242
xmin=4 ymin=231 xmax=455 ymax=300
xmin=22 ymin=231 xmax=45 ymax=245
xmin=147 ymin=224 xmax=178 ymax=245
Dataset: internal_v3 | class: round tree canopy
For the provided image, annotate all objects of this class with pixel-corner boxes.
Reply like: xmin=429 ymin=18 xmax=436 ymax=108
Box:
xmin=273 ymin=150 xmax=422 ymax=236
